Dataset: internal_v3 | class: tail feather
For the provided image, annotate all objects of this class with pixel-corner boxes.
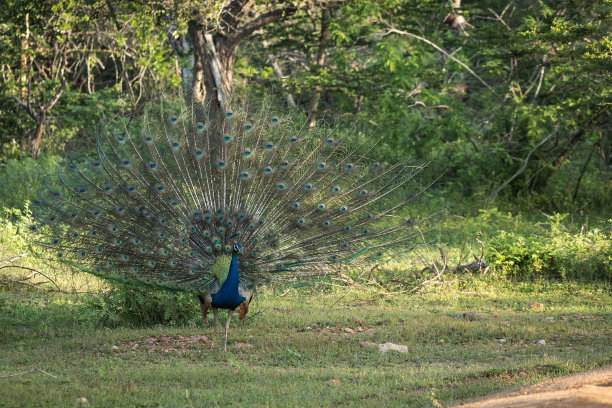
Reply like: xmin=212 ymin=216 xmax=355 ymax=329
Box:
xmin=31 ymin=99 xmax=434 ymax=292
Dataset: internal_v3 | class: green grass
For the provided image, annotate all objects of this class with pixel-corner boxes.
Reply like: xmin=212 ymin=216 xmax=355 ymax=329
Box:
xmin=1 ymin=281 xmax=610 ymax=407
xmin=1 ymin=201 xmax=610 ymax=407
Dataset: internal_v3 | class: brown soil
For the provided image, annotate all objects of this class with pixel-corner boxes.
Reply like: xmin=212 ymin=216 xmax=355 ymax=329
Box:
xmin=452 ymin=365 xmax=612 ymax=408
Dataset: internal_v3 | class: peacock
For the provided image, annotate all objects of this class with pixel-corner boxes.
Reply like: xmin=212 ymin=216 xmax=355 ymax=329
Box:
xmin=29 ymin=100 xmax=431 ymax=351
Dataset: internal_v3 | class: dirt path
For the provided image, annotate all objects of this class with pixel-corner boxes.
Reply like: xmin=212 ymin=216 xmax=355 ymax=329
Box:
xmin=452 ymin=365 xmax=612 ymax=408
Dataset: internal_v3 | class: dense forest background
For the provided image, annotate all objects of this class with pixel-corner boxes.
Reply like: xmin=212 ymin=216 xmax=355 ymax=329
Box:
xmin=0 ymin=0 xmax=610 ymax=284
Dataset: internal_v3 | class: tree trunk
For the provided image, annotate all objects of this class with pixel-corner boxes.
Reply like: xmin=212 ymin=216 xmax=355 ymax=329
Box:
xmin=174 ymin=3 xmax=303 ymax=122
xmin=31 ymin=111 xmax=45 ymax=159
xmin=306 ymin=7 xmax=331 ymax=130
xmin=187 ymin=20 xmax=237 ymax=122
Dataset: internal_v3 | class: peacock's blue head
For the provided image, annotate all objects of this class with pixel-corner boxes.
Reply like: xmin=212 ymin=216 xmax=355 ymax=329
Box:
xmin=233 ymin=243 xmax=242 ymax=253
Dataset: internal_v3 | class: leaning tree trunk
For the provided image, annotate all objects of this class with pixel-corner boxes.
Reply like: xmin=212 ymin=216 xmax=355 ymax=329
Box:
xmin=187 ymin=19 xmax=237 ymax=122
xmin=169 ymin=2 xmax=304 ymax=123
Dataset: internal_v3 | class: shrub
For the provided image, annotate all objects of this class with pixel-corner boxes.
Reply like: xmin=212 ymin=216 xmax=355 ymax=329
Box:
xmin=0 ymin=153 xmax=63 ymax=210
xmin=488 ymin=215 xmax=611 ymax=282
xmin=84 ymin=285 xmax=202 ymax=328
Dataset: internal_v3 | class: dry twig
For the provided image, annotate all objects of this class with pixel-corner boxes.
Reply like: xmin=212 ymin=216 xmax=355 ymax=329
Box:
xmin=0 ymin=368 xmax=58 ymax=379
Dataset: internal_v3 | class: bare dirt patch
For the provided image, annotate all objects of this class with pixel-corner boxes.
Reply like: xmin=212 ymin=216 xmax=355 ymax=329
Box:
xmin=114 ymin=334 xmax=210 ymax=353
xmin=453 ymin=365 xmax=612 ymax=408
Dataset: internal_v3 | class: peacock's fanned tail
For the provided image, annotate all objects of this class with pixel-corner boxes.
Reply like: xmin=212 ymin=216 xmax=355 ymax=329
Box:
xmin=30 ymin=100 xmax=431 ymax=294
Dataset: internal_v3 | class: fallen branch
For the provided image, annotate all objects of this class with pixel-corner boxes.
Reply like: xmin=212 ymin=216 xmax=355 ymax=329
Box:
xmin=0 ymin=367 xmax=58 ymax=379
xmin=0 ymin=253 xmax=28 ymax=268
xmin=0 ymin=266 xmax=63 ymax=292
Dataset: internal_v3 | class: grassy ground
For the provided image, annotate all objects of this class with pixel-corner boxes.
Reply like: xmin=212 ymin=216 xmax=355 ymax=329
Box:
xmin=1 ymin=280 xmax=610 ymax=407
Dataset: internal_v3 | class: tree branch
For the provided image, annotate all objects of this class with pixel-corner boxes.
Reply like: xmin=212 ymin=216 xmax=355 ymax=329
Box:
xmin=10 ymin=95 xmax=38 ymax=121
xmin=43 ymin=72 xmax=66 ymax=112
xmin=219 ymin=0 xmax=256 ymax=34
xmin=227 ymin=6 xmax=300 ymax=45
xmin=383 ymin=26 xmax=498 ymax=96
xmin=492 ymin=125 xmax=558 ymax=198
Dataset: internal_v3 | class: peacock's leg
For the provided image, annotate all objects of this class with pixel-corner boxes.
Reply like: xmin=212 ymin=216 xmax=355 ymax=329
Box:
xmin=210 ymin=308 xmax=219 ymax=350
xmin=223 ymin=309 xmax=234 ymax=352
xmin=197 ymin=295 xmax=210 ymax=326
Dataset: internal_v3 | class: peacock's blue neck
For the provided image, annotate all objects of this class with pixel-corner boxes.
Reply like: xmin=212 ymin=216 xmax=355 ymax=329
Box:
xmin=211 ymin=252 xmax=245 ymax=309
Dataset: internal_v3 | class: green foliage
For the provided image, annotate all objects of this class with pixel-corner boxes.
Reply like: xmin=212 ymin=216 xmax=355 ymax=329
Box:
xmin=84 ymin=286 xmax=201 ymax=328
xmin=0 ymin=0 xmax=179 ymax=156
xmin=488 ymin=215 xmax=611 ymax=281
xmin=0 ymin=153 xmax=62 ymax=209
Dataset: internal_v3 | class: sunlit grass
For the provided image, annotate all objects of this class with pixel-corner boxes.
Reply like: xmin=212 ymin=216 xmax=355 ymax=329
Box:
xmin=1 ymin=279 xmax=611 ymax=407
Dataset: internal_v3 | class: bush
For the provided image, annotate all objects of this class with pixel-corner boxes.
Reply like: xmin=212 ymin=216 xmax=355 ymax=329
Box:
xmin=0 ymin=153 xmax=63 ymax=210
xmin=84 ymin=285 xmax=202 ymax=328
xmin=488 ymin=215 xmax=611 ymax=282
